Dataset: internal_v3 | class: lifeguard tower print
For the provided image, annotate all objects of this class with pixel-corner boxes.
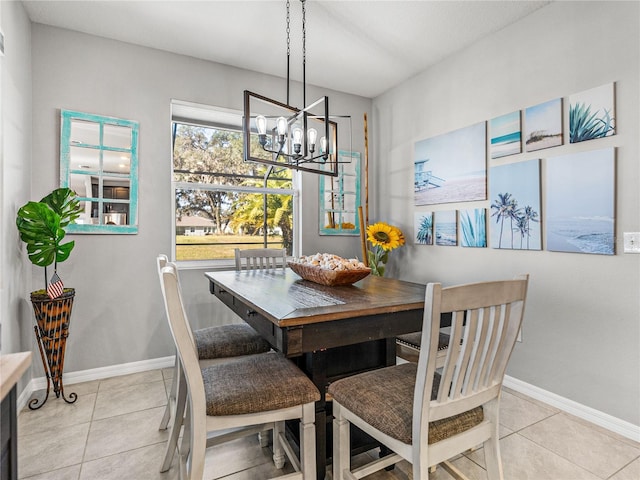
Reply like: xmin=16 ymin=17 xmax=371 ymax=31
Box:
xmin=414 ymin=159 xmax=445 ymax=192
xmin=414 ymin=122 xmax=486 ymax=206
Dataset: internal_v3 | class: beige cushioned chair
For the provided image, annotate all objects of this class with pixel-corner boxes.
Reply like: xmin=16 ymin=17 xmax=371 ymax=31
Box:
xmin=396 ymin=331 xmax=451 ymax=366
xmin=330 ymin=275 xmax=529 ymax=480
xmin=159 ymin=261 xmax=320 ymax=480
xmin=157 ymin=254 xmax=271 ymax=472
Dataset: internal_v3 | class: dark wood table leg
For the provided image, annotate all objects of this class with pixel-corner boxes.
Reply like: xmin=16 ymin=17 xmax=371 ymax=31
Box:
xmin=384 ymin=337 xmax=396 ymax=367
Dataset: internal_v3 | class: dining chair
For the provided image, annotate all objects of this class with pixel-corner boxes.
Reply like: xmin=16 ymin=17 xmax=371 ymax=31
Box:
xmin=156 ymin=254 xmax=272 ymax=473
xmin=330 ymin=275 xmax=529 ymax=480
xmin=159 ymin=262 xmax=320 ymax=480
xmin=234 ymin=248 xmax=287 ymax=270
xmin=396 ymin=331 xmax=450 ymax=366
xmin=396 ymin=312 xmax=460 ymax=367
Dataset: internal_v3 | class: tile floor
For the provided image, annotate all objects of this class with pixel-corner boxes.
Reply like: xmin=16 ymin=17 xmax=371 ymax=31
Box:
xmin=17 ymin=368 xmax=640 ymax=480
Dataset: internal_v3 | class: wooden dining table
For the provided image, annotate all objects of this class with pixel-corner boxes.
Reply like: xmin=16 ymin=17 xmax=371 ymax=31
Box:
xmin=205 ymin=268 xmax=426 ymax=480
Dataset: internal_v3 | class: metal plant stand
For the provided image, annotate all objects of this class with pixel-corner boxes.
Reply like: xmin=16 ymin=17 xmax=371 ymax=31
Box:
xmin=28 ymin=289 xmax=77 ymax=409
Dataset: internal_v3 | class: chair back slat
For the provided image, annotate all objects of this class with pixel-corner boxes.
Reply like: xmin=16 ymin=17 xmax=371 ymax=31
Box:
xmin=437 ymin=310 xmax=463 ymax=403
xmin=464 ymin=308 xmax=488 ymax=395
xmin=414 ymin=275 xmax=528 ymax=435
xmin=452 ymin=309 xmax=479 ymax=399
xmin=234 ymin=248 xmax=287 ymax=271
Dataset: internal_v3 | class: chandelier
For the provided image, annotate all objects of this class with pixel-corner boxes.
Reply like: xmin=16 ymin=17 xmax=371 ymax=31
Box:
xmin=243 ymin=0 xmax=349 ymax=176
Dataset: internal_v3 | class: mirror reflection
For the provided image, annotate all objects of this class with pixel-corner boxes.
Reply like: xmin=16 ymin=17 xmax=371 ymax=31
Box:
xmin=61 ymin=110 xmax=139 ymax=233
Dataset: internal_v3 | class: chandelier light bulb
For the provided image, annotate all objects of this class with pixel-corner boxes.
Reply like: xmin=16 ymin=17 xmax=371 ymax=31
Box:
xmin=292 ymin=127 xmax=303 ymax=154
xmin=255 ymin=115 xmax=267 ymax=135
xmin=276 ymin=117 xmax=288 ymax=136
xmin=320 ymin=136 xmax=327 ymax=153
xmin=307 ymin=128 xmax=318 ymax=151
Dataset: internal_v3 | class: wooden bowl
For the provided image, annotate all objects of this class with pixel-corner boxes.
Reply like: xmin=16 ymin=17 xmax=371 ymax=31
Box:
xmin=287 ymin=262 xmax=371 ymax=286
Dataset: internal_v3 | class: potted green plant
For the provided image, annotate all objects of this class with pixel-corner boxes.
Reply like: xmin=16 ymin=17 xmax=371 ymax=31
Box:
xmin=16 ymin=187 xmax=83 ymax=409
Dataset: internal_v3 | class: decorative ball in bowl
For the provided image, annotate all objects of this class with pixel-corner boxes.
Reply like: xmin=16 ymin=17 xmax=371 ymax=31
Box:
xmin=288 ymin=253 xmax=371 ymax=286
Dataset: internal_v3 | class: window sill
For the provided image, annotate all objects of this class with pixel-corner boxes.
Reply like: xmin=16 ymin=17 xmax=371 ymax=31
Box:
xmin=174 ymin=259 xmax=236 ymax=271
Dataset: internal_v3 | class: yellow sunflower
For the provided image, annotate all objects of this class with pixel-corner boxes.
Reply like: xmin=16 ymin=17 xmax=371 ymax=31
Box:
xmin=392 ymin=225 xmax=406 ymax=247
xmin=367 ymin=222 xmax=403 ymax=251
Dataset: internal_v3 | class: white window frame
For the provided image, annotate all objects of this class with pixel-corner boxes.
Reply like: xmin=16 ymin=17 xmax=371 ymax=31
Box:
xmin=170 ymin=100 xmax=300 ymax=269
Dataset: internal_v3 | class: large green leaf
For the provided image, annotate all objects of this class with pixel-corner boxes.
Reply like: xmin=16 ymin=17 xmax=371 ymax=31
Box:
xmin=16 ymin=189 xmax=79 ymax=268
xmin=40 ymin=187 xmax=82 ymax=228
xmin=16 ymin=202 xmax=62 ymax=267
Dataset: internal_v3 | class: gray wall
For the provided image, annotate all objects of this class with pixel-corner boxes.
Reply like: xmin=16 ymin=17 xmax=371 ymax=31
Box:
xmin=1 ymin=0 xmax=33 ymax=394
xmin=372 ymin=1 xmax=639 ymax=425
xmin=28 ymin=24 xmax=371 ymax=375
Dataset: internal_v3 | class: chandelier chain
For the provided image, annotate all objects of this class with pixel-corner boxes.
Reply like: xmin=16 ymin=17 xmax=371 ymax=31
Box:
xmin=302 ymin=0 xmax=306 ymax=65
xmin=286 ymin=0 xmax=291 ymax=57
xmin=286 ymin=0 xmax=291 ymax=104
xmin=302 ymin=0 xmax=306 ymax=108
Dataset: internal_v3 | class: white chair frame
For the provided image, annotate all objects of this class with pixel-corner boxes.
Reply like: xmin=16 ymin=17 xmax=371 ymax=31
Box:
xmin=157 ymin=255 xmax=270 ymax=473
xmin=332 ymin=275 xmax=529 ymax=480
xmin=234 ymin=248 xmax=287 ymax=271
xmin=160 ymin=263 xmax=317 ymax=480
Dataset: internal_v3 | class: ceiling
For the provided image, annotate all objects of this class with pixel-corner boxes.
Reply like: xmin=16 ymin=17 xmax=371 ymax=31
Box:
xmin=22 ymin=0 xmax=551 ymax=98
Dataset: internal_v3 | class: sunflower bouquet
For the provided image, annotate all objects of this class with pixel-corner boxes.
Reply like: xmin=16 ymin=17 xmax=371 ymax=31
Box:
xmin=366 ymin=222 xmax=405 ymax=276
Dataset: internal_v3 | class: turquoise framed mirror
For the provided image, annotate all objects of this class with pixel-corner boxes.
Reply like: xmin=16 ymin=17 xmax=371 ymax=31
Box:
xmin=319 ymin=151 xmax=361 ymax=235
xmin=60 ymin=110 xmax=139 ymax=234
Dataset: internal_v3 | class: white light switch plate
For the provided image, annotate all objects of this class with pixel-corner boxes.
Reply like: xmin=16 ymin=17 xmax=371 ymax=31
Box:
xmin=623 ymin=232 xmax=640 ymax=253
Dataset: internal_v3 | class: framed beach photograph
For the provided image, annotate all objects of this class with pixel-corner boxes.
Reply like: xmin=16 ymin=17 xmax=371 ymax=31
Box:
xmin=414 ymin=211 xmax=433 ymax=245
xmin=435 ymin=210 xmax=457 ymax=246
xmin=524 ymin=98 xmax=563 ymax=152
xmin=460 ymin=208 xmax=487 ymax=248
xmin=569 ymin=83 xmax=615 ymax=143
xmin=490 ymin=111 xmax=521 ymax=159
xmin=546 ymin=148 xmax=615 ymax=255
xmin=489 ymin=159 xmax=542 ymax=250
xmin=414 ymin=122 xmax=486 ymax=206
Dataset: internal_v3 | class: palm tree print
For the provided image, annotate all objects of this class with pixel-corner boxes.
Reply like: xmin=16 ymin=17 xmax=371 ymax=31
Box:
xmin=521 ymin=206 xmax=539 ymax=249
xmin=491 ymin=193 xmax=515 ymax=248
xmin=492 ymin=192 xmax=539 ymax=249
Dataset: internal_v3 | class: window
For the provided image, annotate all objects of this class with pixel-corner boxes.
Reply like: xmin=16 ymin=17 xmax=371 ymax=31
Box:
xmin=171 ymin=102 xmax=297 ymax=263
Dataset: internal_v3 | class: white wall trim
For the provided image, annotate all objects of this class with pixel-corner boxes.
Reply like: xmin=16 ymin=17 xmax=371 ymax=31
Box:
xmin=504 ymin=375 xmax=640 ymax=443
xmin=18 ymin=355 xmax=175 ymax=412
xmin=16 ymin=358 xmax=638 ymax=443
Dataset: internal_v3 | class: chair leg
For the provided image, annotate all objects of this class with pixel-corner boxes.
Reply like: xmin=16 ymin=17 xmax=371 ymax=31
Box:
xmin=259 ymin=430 xmax=270 ymax=447
xmin=483 ymin=399 xmax=504 ymax=480
xmin=483 ymin=437 xmax=504 ymax=480
xmin=161 ymin=366 xmax=187 ymax=472
xmin=184 ymin=401 xmax=206 ymax=480
xmin=179 ymin=402 xmax=192 ymax=480
xmin=159 ymin=355 xmax=178 ymax=431
xmin=273 ymin=421 xmax=286 ymax=469
xmin=332 ymin=403 xmax=350 ymax=480
xmin=300 ymin=403 xmax=317 ymax=480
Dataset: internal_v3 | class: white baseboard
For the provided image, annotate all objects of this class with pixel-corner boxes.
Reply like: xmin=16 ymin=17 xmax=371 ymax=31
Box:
xmin=504 ymin=375 xmax=640 ymax=443
xmin=18 ymin=355 xmax=175 ymax=412
xmin=17 ymin=357 xmax=638 ymax=444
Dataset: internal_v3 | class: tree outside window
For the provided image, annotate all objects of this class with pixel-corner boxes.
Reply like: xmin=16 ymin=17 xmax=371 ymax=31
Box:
xmin=172 ymin=122 xmax=295 ymax=261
